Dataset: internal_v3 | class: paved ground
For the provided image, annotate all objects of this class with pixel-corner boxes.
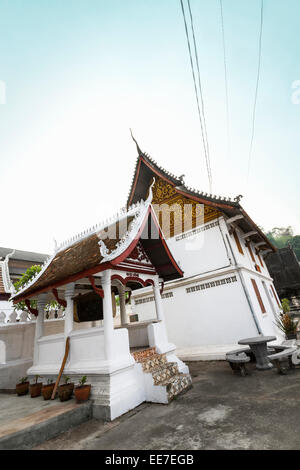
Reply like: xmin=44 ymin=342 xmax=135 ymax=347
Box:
xmin=0 ymin=393 xmax=72 ymax=428
xmin=33 ymin=361 xmax=300 ymax=450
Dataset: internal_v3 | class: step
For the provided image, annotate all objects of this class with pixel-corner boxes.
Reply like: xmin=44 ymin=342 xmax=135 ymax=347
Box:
xmin=140 ymin=354 xmax=167 ymax=373
xmin=151 ymin=362 xmax=179 ymax=386
xmin=164 ymin=374 xmax=193 ymax=402
xmin=0 ymin=399 xmax=92 ymax=450
xmin=131 ymin=347 xmax=156 ymax=362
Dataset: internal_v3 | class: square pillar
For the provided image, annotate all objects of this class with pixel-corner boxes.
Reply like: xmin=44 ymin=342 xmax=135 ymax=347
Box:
xmin=118 ymin=284 xmax=127 ymax=326
xmin=64 ymin=283 xmax=75 ymax=337
xmin=101 ymin=269 xmax=114 ymax=361
xmin=33 ymin=293 xmax=47 ymax=365
xmin=153 ymin=276 xmax=164 ymax=322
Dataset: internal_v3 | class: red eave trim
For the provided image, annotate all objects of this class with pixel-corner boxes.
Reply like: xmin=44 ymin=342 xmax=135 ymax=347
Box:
xmin=128 ymin=155 xmax=236 ymax=212
xmin=128 ymin=157 xmax=142 ymax=207
xmin=128 ymin=156 xmax=181 ymax=207
xmin=150 ymin=206 xmax=184 ymax=278
xmin=111 ymin=274 xmax=154 ymax=288
xmin=12 ymin=261 xmax=114 ymax=303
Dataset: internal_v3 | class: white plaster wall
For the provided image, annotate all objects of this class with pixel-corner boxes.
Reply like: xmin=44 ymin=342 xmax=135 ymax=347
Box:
xmin=0 ymin=299 xmax=14 ymax=322
xmin=242 ymin=270 xmax=284 ymax=341
xmin=133 ymin=272 xmax=259 ymax=348
xmin=228 ymin=225 xmax=271 ymax=278
xmin=166 ymin=218 xmax=230 ymax=278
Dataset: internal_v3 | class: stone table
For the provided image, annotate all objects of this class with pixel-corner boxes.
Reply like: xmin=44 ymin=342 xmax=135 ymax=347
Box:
xmin=238 ymin=336 xmax=276 ymax=370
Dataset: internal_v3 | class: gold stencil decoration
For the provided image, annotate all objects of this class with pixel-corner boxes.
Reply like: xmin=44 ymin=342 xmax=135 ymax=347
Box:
xmin=151 ymin=178 xmax=220 ymax=238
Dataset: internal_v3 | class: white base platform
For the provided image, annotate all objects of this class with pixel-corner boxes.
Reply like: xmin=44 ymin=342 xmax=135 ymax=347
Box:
xmin=176 ymin=344 xmax=241 ymax=361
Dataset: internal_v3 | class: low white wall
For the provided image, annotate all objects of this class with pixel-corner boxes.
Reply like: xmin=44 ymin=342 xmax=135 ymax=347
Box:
xmin=133 ymin=271 xmax=260 ymax=348
xmin=0 ymin=318 xmax=64 ymax=390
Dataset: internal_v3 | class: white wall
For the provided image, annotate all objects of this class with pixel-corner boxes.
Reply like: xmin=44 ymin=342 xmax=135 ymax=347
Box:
xmin=133 ymin=271 xmax=259 ymax=348
xmin=166 ymin=218 xmax=230 ymax=278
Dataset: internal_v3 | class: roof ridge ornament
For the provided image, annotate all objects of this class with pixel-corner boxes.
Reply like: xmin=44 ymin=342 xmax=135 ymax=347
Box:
xmin=130 ymin=129 xmax=143 ymax=157
xmin=234 ymin=194 xmax=243 ymax=203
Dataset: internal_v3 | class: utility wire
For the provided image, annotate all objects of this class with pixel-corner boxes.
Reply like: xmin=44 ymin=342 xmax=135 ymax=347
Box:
xmin=247 ymin=0 xmax=264 ymax=179
xmin=219 ymin=0 xmax=231 ymax=160
xmin=186 ymin=0 xmax=212 ymax=189
xmin=180 ymin=0 xmax=212 ymax=193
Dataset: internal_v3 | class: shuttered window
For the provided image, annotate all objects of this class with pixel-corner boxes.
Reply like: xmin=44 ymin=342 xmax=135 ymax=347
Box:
xmin=247 ymin=242 xmax=256 ymax=263
xmin=270 ymin=284 xmax=281 ymax=308
xmin=256 ymin=250 xmax=264 ymax=268
xmin=233 ymin=230 xmax=244 ymax=255
xmin=251 ymin=278 xmax=266 ymax=314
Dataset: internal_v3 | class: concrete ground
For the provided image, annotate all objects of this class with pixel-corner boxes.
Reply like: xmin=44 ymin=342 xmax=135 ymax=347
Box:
xmin=33 ymin=361 xmax=300 ymax=450
xmin=0 ymin=393 xmax=74 ymax=428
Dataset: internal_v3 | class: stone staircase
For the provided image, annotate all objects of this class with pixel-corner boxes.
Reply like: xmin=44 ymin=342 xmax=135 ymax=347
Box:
xmin=132 ymin=348 xmax=192 ymax=404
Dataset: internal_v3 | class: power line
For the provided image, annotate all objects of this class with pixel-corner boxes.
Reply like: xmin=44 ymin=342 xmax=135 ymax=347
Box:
xmin=179 ymin=0 xmax=212 ymax=193
xmin=219 ymin=0 xmax=231 ymax=160
xmin=186 ymin=0 xmax=212 ymax=189
xmin=247 ymin=0 xmax=264 ymax=179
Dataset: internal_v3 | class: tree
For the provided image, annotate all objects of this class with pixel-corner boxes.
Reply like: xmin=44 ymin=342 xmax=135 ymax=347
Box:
xmin=13 ymin=265 xmax=60 ymax=317
xmin=265 ymin=226 xmax=300 ymax=261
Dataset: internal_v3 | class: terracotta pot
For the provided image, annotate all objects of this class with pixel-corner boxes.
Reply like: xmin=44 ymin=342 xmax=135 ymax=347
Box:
xmin=16 ymin=382 xmax=29 ymax=396
xmin=74 ymin=384 xmax=91 ymax=403
xmin=42 ymin=383 xmax=56 ymax=400
xmin=30 ymin=382 xmax=43 ymax=398
xmin=286 ymin=333 xmax=297 ymax=340
xmin=58 ymin=383 xmax=74 ymax=402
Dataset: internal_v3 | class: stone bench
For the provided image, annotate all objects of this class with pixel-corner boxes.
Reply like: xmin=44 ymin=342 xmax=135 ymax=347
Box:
xmin=226 ymin=351 xmax=251 ymax=377
xmin=267 ymin=347 xmax=297 ymax=375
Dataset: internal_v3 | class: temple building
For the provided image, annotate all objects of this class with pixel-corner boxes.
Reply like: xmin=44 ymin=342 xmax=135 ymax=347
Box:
xmin=127 ymin=140 xmax=284 ymax=352
xmin=0 ymin=248 xmax=48 ymax=322
xmin=10 ymin=189 xmax=192 ymax=420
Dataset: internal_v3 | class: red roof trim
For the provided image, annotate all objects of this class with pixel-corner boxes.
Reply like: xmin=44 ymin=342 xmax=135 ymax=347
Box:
xmin=111 ymin=274 xmax=154 ymax=288
xmin=128 ymin=155 xmax=180 ymax=207
xmin=149 ymin=206 xmax=184 ymax=278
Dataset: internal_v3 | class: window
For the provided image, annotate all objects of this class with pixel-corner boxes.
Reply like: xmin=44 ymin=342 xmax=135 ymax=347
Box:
xmin=251 ymin=278 xmax=266 ymax=314
xmin=233 ymin=229 xmax=244 ymax=254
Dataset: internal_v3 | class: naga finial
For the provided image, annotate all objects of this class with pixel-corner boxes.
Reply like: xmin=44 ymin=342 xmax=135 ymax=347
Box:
xmin=234 ymin=194 xmax=243 ymax=203
xmin=130 ymin=129 xmax=143 ymax=156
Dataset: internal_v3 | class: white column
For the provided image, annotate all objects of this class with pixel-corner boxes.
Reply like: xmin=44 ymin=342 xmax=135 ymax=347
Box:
xmin=153 ymin=276 xmax=164 ymax=322
xmin=33 ymin=293 xmax=47 ymax=365
xmin=64 ymin=283 xmax=75 ymax=337
xmin=101 ymin=269 xmax=114 ymax=361
xmin=118 ymin=284 xmax=127 ymax=326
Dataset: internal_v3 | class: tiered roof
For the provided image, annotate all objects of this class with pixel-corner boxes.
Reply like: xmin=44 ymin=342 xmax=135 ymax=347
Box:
xmin=127 ymin=137 xmax=275 ymax=252
xmin=11 ymin=190 xmax=183 ymax=303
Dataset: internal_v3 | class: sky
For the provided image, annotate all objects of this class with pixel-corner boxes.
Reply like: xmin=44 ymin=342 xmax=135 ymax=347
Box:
xmin=0 ymin=0 xmax=299 ymax=254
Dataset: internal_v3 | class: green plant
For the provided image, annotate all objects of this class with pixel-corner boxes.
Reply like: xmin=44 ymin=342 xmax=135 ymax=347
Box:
xmin=281 ymin=298 xmax=290 ymax=314
xmin=19 ymin=376 xmax=28 ymax=384
xmin=275 ymin=313 xmax=297 ymax=336
xmin=63 ymin=375 xmax=71 ymax=384
xmin=47 ymin=378 xmax=53 ymax=385
xmin=32 ymin=375 xmax=42 ymax=384
xmin=13 ymin=265 xmax=62 ymax=314
xmin=78 ymin=376 xmax=87 ymax=387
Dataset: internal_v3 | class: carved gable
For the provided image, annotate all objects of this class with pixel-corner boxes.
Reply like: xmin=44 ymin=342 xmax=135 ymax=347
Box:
xmin=151 ymin=178 xmax=220 ymax=238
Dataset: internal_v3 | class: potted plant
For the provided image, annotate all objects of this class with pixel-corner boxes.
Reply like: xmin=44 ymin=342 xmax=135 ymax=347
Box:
xmin=275 ymin=302 xmax=298 ymax=339
xmin=16 ymin=377 xmax=29 ymax=396
xmin=42 ymin=378 xmax=56 ymax=400
xmin=74 ymin=376 xmax=91 ymax=404
xmin=58 ymin=375 xmax=74 ymax=402
xmin=30 ymin=375 xmax=43 ymax=398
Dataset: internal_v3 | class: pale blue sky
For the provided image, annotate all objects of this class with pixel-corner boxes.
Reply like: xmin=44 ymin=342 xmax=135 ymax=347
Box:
xmin=0 ymin=0 xmax=299 ymax=253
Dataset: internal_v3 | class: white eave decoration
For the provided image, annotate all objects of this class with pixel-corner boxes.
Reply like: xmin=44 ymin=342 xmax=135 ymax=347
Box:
xmin=1 ymin=249 xmax=15 ymax=294
xmin=98 ymin=180 xmax=154 ymax=263
xmin=10 ymin=181 xmax=155 ymax=301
